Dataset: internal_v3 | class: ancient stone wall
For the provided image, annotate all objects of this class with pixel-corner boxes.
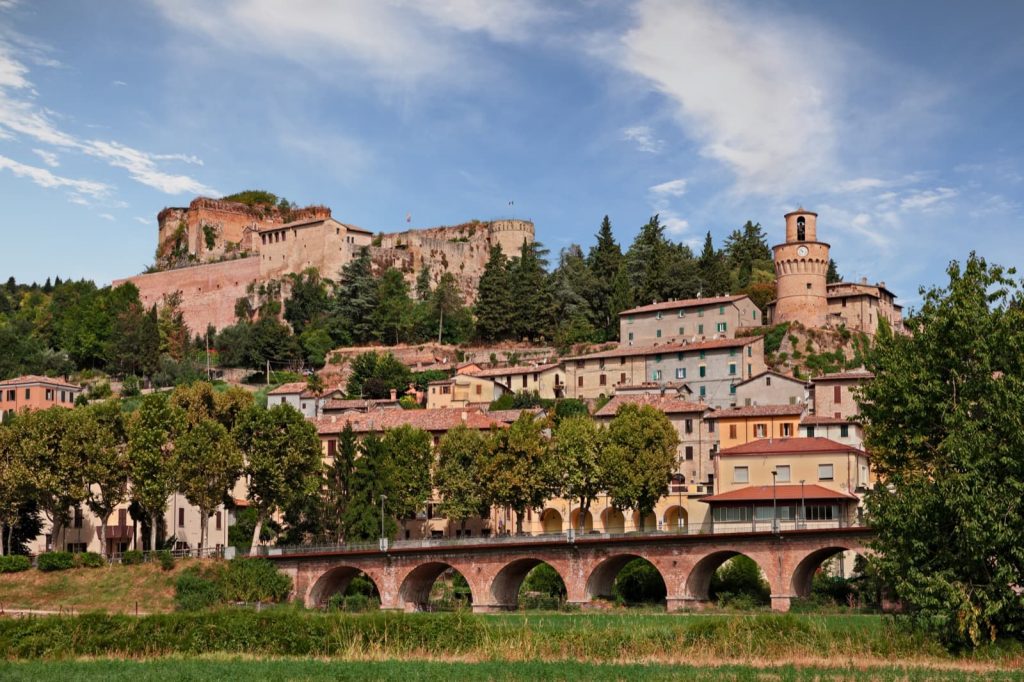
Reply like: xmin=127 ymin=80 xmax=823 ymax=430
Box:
xmin=113 ymin=256 xmax=261 ymax=332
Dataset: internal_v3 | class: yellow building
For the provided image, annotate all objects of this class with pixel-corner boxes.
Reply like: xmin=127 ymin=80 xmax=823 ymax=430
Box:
xmin=425 ymin=374 xmax=505 ymax=409
xmin=710 ymin=404 xmax=805 ymax=450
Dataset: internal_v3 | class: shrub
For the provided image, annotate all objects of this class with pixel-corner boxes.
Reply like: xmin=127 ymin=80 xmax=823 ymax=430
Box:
xmin=121 ymin=374 xmax=141 ymax=397
xmin=36 ymin=551 xmax=74 ymax=572
xmin=613 ymin=558 xmax=666 ymax=604
xmin=521 ymin=563 xmax=566 ymax=599
xmin=73 ymin=552 xmax=105 ymax=568
xmin=0 ymin=555 xmax=31 ymax=573
xmin=86 ymin=381 xmax=113 ymax=399
xmin=220 ymin=558 xmax=292 ymax=603
xmin=327 ymin=593 xmax=380 ymax=612
xmin=156 ymin=550 xmax=175 ymax=571
xmin=121 ymin=550 xmax=144 ymax=565
xmin=175 ymin=567 xmax=222 ymax=611
xmin=710 ymin=556 xmax=770 ymax=606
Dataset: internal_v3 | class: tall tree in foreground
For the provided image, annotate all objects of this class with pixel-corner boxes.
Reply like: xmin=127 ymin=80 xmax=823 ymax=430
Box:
xmin=128 ymin=393 xmax=184 ymax=551
xmin=68 ymin=402 xmax=129 ymax=557
xmin=175 ymin=418 xmax=243 ymax=552
xmin=600 ymin=403 xmax=679 ymax=531
xmin=475 ymin=245 xmax=514 ymax=341
xmin=380 ymin=425 xmax=433 ymax=529
xmin=479 ymin=414 xmax=552 ymax=534
xmin=235 ymin=405 xmax=323 ymax=554
xmin=861 ymin=254 xmax=1024 ymax=648
xmin=342 ymin=435 xmax=398 ymax=541
xmin=587 ymin=215 xmax=627 ymax=340
xmin=322 ymin=423 xmax=358 ymax=542
xmin=550 ymin=415 xmax=604 ymax=533
xmin=434 ymin=425 xmax=490 ymax=535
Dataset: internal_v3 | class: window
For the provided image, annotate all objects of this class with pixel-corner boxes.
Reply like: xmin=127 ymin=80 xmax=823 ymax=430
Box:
xmin=775 ymin=465 xmax=791 ymax=482
xmin=729 ymin=348 xmax=737 ymax=357
xmin=699 ymin=365 xmax=706 ymax=378
xmin=766 ymin=376 xmax=772 ymax=386
xmin=576 ymin=360 xmax=586 ymax=368
xmin=73 ymin=507 xmax=83 ymax=529
xmin=806 ymin=504 xmax=837 ymax=521
xmin=522 ymin=375 xmax=527 ymax=388
xmin=655 ymin=354 xmax=662 ymax=363
xmin=5 ymin=390 xmax=13 ymax=401
xmin=699 ymin=385 xmax=706 ymax=397
xmin=834 ymin=385 xmax=842 ymax=403
xmin=782 ymin=423 xmax=793 ymax=437
xmin=678 ymin=326 xmax=685 ymax=335
xmin=178 ymin=508 xmax=185 ymax=528
xmin=45 ymin=388 xmax=53 ymax=400
xmin=678 ymin=309 xmax=685 ymax=318
xmin=714 ymin=506 xmax=751 ymax=523
xmin=698 ymin=323 xmax=704 ymax=334
xmin=655 ymin=311 xmax=663 ymax=320
xmin=699 ymin=350 xmax=706 ymax=360
xmin=754 ymin=423 xmax=767 ymax=438
xmin=806 ymin=426 xmax=815 ymax=438
xmin=748 ymin=364 xmax=752 ymax=377
xmin=675 ymin=368 xmax=686 ymax=380
xmin=753 ymin=310 xmax=758 ymax=320
xmin=730 ymin=384 xmax=736 ymax=395
xmin=840 ymin=424 xmax=849 ymax=438
xmin=577 ymin=376 xmax=584 ymax=388
xmin=708 ymin=420 xmax=715 ymax=433
xmin=656 ymin=329 xmax=662 ymax=338
xmin=806 ymin=283 xmax=812 ymax=290
xmin=719 ymin=305 xmax=725 ymax=314
xmin=652 ymin=370 xmax=663 ymax=381
xmin=599 ymin=374 xmax=607 ymax=386
xmin=698 ymin=309 xmax=704 ymax=318
xmin=733 ymin=466 xmax=749 ymax=483
xmin=475 ymin=384 xmax=482 ymax=395
xmin=24 ymin=388 xmax=30 ymax=400
xmin=728 ymin=363 xmax=737 ymax=376
xmin=747 ymin=346 xmax=752 ymax=357
xmin=327 ymin=439 xmax=337 ymax=458
xmin=729 ymin=424 xmax=737 ymax=439
xmin=619 ymin=372 xmax=626 ymax=384
xmin=215 ymin=511 xmax=222 ymax=531
xmin=628 ymin=332 xmax=634 ymax=342
xmin=716 ymin=322 xmax=727 ymax=333
xmin=684 ymin=418 xmax=693 ymax=434
xmin=620 ymin=357 xmax=626 ymax=365
xmin=796 ymin=216 xmax=805 ymax=240
xmin=684 ymin=446 xmax=694 ymax=461
xmin=818 ymin=463 xmax=834 ymax=481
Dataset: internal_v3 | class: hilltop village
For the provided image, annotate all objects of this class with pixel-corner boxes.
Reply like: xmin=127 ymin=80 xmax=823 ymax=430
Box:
xmin=1 ymin=204 xmax=904 ymax=561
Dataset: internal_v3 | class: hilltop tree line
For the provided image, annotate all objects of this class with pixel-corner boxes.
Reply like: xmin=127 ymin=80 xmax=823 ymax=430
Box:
xmin=0 ymin=388 xmax=678 ymax=554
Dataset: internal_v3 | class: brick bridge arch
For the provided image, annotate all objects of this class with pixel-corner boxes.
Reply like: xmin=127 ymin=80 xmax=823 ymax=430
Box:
xmin=272 ymin=528 xmax=871 ymax=613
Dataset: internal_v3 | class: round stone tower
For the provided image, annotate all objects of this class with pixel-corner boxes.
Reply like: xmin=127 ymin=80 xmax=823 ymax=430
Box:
xmin=488 ymin=219 xmax=535 ymax=258
xmin=771 ymin=209 xmax=830 ymax=327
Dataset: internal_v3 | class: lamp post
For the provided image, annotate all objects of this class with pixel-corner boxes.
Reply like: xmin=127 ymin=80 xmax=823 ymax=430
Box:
xmin=771 ymin=470 xmax=778 ymax=533
xmin=800 ymin=479 xmax=806 ymax=529
xmin=379 ymin=495 xmax=388 ymax=551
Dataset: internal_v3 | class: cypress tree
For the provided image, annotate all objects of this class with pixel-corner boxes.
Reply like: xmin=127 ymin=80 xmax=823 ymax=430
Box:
xmin=475 ymin=245 xmax=514 ymax=341
xmin=341 ymin=435 xmax=398 ymax=541
xmin=697 ymin=231 xmax=730 ymax=296
xmin=587 ymin=216 xmax=627 ymax=340
xmin=509 ymin=240 xmax=557 ymax=341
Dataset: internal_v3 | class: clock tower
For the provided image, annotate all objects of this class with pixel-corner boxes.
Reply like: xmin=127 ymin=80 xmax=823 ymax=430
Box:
xmin=771 ymin=209 xmax=830 ymax=327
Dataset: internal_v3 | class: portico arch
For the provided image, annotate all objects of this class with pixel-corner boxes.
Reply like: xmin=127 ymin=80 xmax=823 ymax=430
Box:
xmin=540 ymin=508 xmax=563 ymax=534
xmin=398 ymin=561 xmax=476 ymax=612
xmin=307 ymin=565 xmax=382 ymax=608
xmin=601 ymin=507 xmax=625 ymax=534
xmin=664 ymin=506 xmax=688 ymax=532
xmin=489 ymin=557 xmax=568 ymax=609
xmin=632 ymin=510 xmax=657 ymax=532
xmin=569 ymin=508 xmax=594 ymax=533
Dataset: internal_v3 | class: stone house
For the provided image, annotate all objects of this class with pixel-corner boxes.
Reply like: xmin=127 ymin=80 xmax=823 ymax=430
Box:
xmin=709 ymin=404 xmax=807 ymax=451
xmin=619 ymin=294 xmax=762 ymax=346
xmin=0 ymin=375 xmax=82 ymax=422
xmin=733 ymin=370 xmax=808 ymax=407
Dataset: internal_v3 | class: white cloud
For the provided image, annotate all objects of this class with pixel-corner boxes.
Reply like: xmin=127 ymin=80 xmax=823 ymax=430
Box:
xmin=617 ymin=0 xmax=839 ymax=195
xmin=134 ymin=216 xmax=151 ymax=225
xmin=836 ymin=177 xmax=887 ymax=193
xmin=0 ymin=33 xmax=215 ymax=196
xmin=0 ymin=154 xmax=109 ymax=198
xmin=649 ymin=178 xmax=687 ymax=197
xmin=31 ymin=147 xmax=58 ymax=167
xmin=151 ymin=0 xmax=549 ymax=86
xmin=623 ymin=125 xmax=662 ymax=153
xmin=112 ymin=80 xmax=127 ymax=86
xmin=899 ymin=187 xmax=958 ymax=212
xmin=660 ymin=211 xmax=689 ymax=236
xmin=98 ymin=213 xmax=115 ymax=221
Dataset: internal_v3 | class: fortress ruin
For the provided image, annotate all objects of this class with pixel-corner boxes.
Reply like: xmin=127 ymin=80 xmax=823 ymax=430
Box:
xmin=115 ymin=196 xmax=534 ymax=332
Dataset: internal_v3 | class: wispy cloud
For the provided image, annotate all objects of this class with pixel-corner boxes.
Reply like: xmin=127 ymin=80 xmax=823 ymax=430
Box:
xmin=85 ymin=141 xmax=216 ymax=195
xmin=98 ymin=213 xmax=115 ymax=221
xmin=898 ymin=187 xmax=958 ymax=212
xmin=112 ymin=79 xmax=127 ymax=86
xmin=0 ymin=154 xmax=110 ymax=199
xmin=649 ymin=178 xmax=687 ymax=196
xmin=134 ymin=216 xmax=150 ymax=225
xmin=622 ymin=125 xmax=662 ymax=153
xmin=31 ymin=147 xmax=58 ymax=167
xmin=660 ymin=211 xmax=689 ymax=236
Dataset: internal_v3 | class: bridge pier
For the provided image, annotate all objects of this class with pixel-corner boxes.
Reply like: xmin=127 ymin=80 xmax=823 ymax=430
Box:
xmin=770 ymin=594 xmax=794 ymax=612
xmin=666 ymin=597 xmax=712 ymax=612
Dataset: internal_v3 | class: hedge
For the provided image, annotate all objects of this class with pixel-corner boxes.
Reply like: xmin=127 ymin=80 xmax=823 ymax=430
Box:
xmin=0 ymin=555 xmax=31 ymax=573
xmin=36 ymin=552 xmax=74 ymax=572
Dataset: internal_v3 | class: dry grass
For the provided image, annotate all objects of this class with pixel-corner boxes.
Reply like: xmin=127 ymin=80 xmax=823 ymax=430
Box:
xmin=0 ymin=560 xmax=200 ymax=614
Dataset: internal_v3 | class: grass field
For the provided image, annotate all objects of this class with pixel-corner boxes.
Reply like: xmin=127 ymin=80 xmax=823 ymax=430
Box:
xmin=0 ymin=658 xmax=1021 ymax=681
xmin=0 ymin=560 xmax=197 ymax=614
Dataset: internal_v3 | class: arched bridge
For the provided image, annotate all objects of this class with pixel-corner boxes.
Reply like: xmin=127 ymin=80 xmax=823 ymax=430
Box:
xmin=264 ymin=527 xmax=871 ymax=613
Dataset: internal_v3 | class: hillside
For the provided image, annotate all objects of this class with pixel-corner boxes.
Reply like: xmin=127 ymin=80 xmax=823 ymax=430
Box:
xmin=740 ymin=321 xmax=872 ymax=380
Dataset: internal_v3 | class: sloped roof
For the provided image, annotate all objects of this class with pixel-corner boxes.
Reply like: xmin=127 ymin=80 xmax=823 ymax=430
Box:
xmin=564 ymin=336 xmax=757 ymax=361
xmin=594 ymin=394 xmax=707 ymax=418
xmin=620 ymin=294 xmax=749 ymax=316
xmin=702 ymin=484 xmax=857 ymax=503
xmin=717 ymin=437 xmax=866 ymax=457
xmin=314 ymin=408 xmax=505 ymax=435
xmin=734 ymin=369 xmax=807 ymax=387
xmin=810 ymin=369 xmax=875 ymax=382
xmin=267 ymin=382 xmax=308 ymax=396
xmin=470 ymin=363 xmax=561 ymax=378
xmin=711 ymin=404 xmax=806 ymax=419
xmin=0 ymin=375 xmax=81 ymax=390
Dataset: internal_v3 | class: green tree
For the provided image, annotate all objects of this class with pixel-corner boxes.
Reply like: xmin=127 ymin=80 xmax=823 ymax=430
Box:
xmin=234 ymin=405 xmax=323 ymax=554
xmin=346 ymin=351 xmax=412 ymax=399
xmin=475 ymin=245 xmax=514 ymax=341
xmin=128 ymin=393 xmax=184 ymax=551
xmin=697 ymin=231 xmax=730 ymax=296
xmin=305 ymin=373 xmax=325 ymax=418
xmin=284 ymin=269 xmax=331 ymax=335
xmin=509 ymin=241 xmax=556 ymax=341
xmin=322 ymin=423 xmax=358 ymax=542
xmin=342 ymin=435 xmax=398 ymax=541
xmin=425 ymin=272 xmax=473 ymax=344
xmin=587 ymin=215 xmax=628 ymax=340
xmin=372 ymin=268 xmax=415 ymax=344
xmin=380 ymin=425 xmax=432 ymax=525
xmin=330 ymin=247 xmax=377 ymax=344
xmin=552 ymin=244 xmax=600 ymax=348
xmin=157 ymin=291 xmax=190 ymax=360
xmin=826 ymin=258 xmax=841 ymax=284
xmin=175 ymin=418 xmax=243 ymax=552
xmin=724 ymin=221 xmax=774 ymax=292
xmin=21 ymin=408 xmax=84 ymax=550
xmin=860 ymin=254 xmax=1024 ymax=647
xmin=0 ymin=423 xmax=33 ymax=556
xmin=415 ymin=265 xmax=432 ymax=301
xmin=550 ymin=415 xmax=605 ymax=532
xmin=66 ymin=402 xmax=129 ymax=557
xmin=434 ymin=425 xmax=490 ymax=534
xmin=600 ymin=403 xmax=679 ymax=531
xmin=479 ymin=414 xmax=552 ymax=534
xmin=625 ymin=215 xmax=678 ymax=305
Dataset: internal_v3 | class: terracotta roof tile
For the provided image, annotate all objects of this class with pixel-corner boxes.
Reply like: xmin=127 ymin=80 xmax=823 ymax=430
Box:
xmin=620 ymin=294 xmax=748 ymax=316
xmin=711 ymin=404 xmax=806 ymax=419
xmin=702 ymin=483 xmax=858 ymax=503
xmin=484 ymin=407 xmax=545 ymax=423
xmin=0 ymin=375 xmax=81 ymax=390
xmin=470 ymin=362 xmax=561 ymax=378
xmin=267 ymin=382 xmax=308 ymax=396
xmin=314 ymin=408 xmax=505 ymax=435
xmin=594 ymin=394 xmax=707 ymax=418
xmin=717 ymin=437 xmax=866 ymax=457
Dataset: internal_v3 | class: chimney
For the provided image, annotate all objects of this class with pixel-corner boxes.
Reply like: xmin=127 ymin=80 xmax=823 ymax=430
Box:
xmin=390 ymin=388 xmax=397 ymax=401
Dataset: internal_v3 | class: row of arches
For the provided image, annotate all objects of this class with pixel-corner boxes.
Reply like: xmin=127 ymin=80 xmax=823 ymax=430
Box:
xmin=539 ymin=506 xmax=690 ymax=535
xmin=306 ymin=545 xmax=863 ymax=612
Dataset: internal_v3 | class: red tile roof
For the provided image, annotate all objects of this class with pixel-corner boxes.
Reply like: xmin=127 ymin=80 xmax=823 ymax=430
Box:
xmin=484 ymin=407 xmax=545 ymax=423
xmin=0 ymin=375 xmax=81 ymax=390
xmin=470 ymin=362 xmax=561 ymax=378
xmin=810 ymin=369 xmax=874 ymax=382
xmin=564 ymin=336 xmax=757 ymax=361
xmin=322 ymin=398 xmax=400 ymax=412
xmin=717 ymin=437 xmax=866 ymax=457
xmin=702 ymin=484 xmax=858 ymax=503
xmin=267 ymin=382 xmax=309 ymax=396
xmin=800 ymin=415 xmax=860 ymax=426
xmin=620 ymin=294 xmax=749 ymax=316
xmin=314 ymin=408 xmax=505 ymax=435
xmin=711 ymin=404 xmax=806 ymax=419
xmin=594 ymin=394 xmax=707 ymax=418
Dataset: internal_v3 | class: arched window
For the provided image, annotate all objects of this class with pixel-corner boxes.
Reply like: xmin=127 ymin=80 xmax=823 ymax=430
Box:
xmin=796 ymin=216 xmax=806 ymax=241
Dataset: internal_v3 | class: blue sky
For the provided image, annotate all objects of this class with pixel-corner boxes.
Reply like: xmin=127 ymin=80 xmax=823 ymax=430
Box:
xmin=1 ymin=1 xmax=1022 ymax=310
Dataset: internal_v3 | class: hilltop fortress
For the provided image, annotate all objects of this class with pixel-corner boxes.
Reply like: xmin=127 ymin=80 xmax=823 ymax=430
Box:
xmin=116 ymin=197 xmax=534 ymax=332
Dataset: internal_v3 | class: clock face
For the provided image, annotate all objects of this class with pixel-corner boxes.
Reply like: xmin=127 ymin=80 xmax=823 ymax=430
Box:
xmin=797 ymin=246 xmax=809 ymax=257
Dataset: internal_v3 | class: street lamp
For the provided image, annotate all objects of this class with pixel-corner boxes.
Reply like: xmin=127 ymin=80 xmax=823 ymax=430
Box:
xmin=800 ymin=479 xmax=806 ymax=529
xmin=771 ymin=470 xmax=778 ymax=533
xmin=379 ymin=495 xmax=388 ymax=552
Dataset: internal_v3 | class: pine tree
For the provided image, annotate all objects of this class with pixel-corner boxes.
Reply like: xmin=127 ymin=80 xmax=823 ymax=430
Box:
xmin=626 ymin=215 xmax=675 ymax=305
xmin=509 ymin=240 xmax=556 ymax=341
xmin=429 ymin=273 xmax=473 ymax=344
xmin=342 ymin=435 xmax=398 ymax=541
xmin=330 ymin=247 xmax=378 ymax=344
xmin=697 ymin=231 xmax=730 ymax=296
xmin=415 ymin=265 xmax=432 ymax=301
xmin=322 ymin=424 xmax=357 ymax=542
xmin=372 ymin=268 xmax=415 ymax=344
xmin=826 ymin=258 xmax=841 ymax=284
xmin=475 ymin=245 xmax=514 ymax=341
xmin=586 ymin=216 xmax=627 ymax=340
